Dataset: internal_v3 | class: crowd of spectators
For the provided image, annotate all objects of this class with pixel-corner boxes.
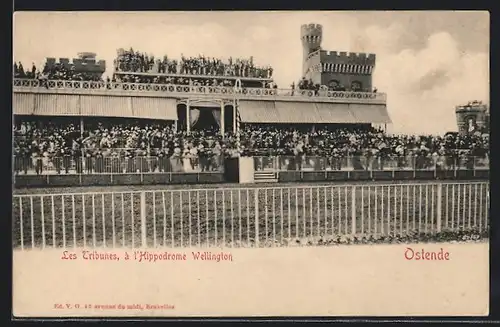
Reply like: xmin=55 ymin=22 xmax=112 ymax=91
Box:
xmin=13 ymin=62 xmax=38 ymax=79
xmin=41 ymin=66 xmax=102 ymax=82
xmin=115 ymin=48 xmax=273 ymax=79
xmin=14 ymin=55 xmax=380 ymax=95
xmin=239 ymin=125 xmax=489 ymax=158
xmin=15 ymin=57 xmax=379 ymax=94
xmin=115 ymin=74 xmax=233 ymax=88
xmin=296 ymin=78 xmax=321 ymax=92
xmin=14 ymin=61 xmax=103 ymax=82
xmin=13 ymin=119 xmax=489 ymax=174
xmin=294 ymin=77 xmax=376 ymax=93
xmin=113 ymin=74 xmax=277 ymax=89
xmin=13 ymin=121 xmax=239 ymax=174
xmin=239 ymin=124 xmax=489 ymax=170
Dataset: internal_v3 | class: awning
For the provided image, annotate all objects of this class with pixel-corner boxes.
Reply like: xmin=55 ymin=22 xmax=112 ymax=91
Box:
xmin=238 ymin=100 xmax=280 ymax=123
xmin=348 ymin=104 xmax=392 ymax=124
xmin=238 ymin=100 xmax=392 ymax=124
xmin=80 ymin=95 xmax=132 ymax=117
xmin=132 ymin=97 xmax=178 ymax=120
xmin=274 ymin=102 xmax=320 ymax=123
xmin=13 ymin=93 xmax=35 ymax=115
xmin=36 ymin=94 xmax=80 ymax=116
xmin=314 ymin=103 xmax=358 ymax=123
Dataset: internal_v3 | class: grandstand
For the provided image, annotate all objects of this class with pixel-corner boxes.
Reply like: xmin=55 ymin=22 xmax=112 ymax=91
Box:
xmin=12 ymin=23 xmax=489 ymax=249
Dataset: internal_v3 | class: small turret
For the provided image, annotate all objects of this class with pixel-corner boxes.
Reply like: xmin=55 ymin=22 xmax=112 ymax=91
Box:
xmin=44 ymin=52 xmax=106 ymax=78
xmin=455 ymin=100 xmax=489 ymax=135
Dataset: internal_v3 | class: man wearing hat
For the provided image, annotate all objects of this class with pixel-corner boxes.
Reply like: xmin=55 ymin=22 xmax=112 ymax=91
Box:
xmin=198 ymin=139 xmax=209 ymax=172
xmin=170 ymin=142 xmax=183 ymax=173
xmin=94 ymin=150 xmax=104 ymax=174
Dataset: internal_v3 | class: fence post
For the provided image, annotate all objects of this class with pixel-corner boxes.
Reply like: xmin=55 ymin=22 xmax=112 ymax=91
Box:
xmin=254 ymin=188 xmax=259 ymax=247
xmin=140 ymin=191 xmax=147 ymax=247
xmin=79 ymin=158 xmax=83 ymax=185
xmin=413 ymin=161 xmax=416 ymax=179
xmin=110 ymin=157 xmax=113 ymax=184
xmin=473 ymin=156 xmax=476 ymax=178
xmin=436 ymin=184 xmax=442 ymax=233
xmin=140 ymin=158 xmax=144 ymax=183
xmin=351 ymin=186 xmax=356 ymax=235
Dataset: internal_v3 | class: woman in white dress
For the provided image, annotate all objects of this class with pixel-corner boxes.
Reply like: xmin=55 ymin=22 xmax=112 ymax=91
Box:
xmin=182 ymin=145 xmax=192 ymax=172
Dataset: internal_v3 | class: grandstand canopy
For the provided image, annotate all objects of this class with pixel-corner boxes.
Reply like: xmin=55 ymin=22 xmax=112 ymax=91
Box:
xmin=238 ymin=100 xmax=392 ymax=124
xmin=14 ymin=93 xmax=178 ymax=120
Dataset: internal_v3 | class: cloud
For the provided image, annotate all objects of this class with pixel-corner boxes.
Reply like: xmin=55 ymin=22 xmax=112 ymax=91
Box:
xmin=365 ymin=27 xmax=488 ymax=135
xmin=415 ymin=69 xmax=451 ymax=92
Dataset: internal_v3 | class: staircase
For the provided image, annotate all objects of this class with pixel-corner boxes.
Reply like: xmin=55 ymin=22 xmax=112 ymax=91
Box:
xmin=254 ymin=171 xmax=278 ymax=183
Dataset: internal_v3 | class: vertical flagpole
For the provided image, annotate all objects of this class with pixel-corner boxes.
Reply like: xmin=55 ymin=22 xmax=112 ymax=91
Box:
xmin=234 ymin=83 xmax=241 ymax=157
xmin=186 ymin=99 xmax=191 ymax=134
xmin=235 ymin=99 xmax=240 ymax=157
xmin=233 ymin=100 xmax=237 ymax=134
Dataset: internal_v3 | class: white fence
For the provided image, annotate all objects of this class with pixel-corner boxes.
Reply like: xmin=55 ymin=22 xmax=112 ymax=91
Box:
xmin=12 ymin=182 xmax=489 ymax=249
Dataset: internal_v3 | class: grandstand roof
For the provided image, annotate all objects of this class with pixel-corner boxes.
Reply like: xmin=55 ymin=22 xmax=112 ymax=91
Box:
xmin=238 ymin=101 xmax=391 ymax=124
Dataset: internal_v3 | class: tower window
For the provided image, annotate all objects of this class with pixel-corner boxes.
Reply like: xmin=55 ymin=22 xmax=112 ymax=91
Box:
xmin=328 ymin=80 xmax=340 ymax=90
xmin=351 ymin=81 xmax=362 ymax=91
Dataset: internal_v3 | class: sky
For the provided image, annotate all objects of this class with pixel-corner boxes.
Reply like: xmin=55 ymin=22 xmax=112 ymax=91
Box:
xmin=13 ymin=11 xmax=489 ymax=135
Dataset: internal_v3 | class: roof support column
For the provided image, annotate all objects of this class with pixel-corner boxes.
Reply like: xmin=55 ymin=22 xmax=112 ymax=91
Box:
xmin=220 ymin=100 xmax=225 ymax=138
xmin=186 ymin=99 xmax=190 ymax=133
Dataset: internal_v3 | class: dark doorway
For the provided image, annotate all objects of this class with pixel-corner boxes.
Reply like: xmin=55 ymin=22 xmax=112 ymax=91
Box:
xmin=192 ymin=108 xmax=219 ymax=133
xmin=224 ymin=105 xmax=234 ymax=134
xmin=177 ymin=104 xmax=187 ymax=131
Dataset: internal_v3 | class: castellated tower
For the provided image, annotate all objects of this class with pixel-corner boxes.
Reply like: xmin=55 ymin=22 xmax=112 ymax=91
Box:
xmin=301 ymin=24 xmax=323 ymax=75
xmin=300 ymin=23 xmax=376 ymax=92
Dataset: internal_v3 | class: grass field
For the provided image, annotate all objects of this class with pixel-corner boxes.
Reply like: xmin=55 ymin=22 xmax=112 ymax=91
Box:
xmin=12 ymin=180 xmax=490 ymax=249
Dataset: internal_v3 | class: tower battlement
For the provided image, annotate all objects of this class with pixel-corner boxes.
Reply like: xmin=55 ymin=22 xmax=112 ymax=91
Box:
xmin=301 ymin=23 xmax=323 ymax=55
xmin=455 ymin=100 xmax=487 ymax=112
xmin=320 ymin=51 xmax=376 ymax=66
xmin=300 ymin=23 xmax=323 ymax=38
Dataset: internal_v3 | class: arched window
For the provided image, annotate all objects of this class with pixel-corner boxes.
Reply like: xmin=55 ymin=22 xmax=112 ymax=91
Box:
xmin=235 ymin=78 xmax=242 ymax=91
xmin=465 ymin=115 xmax=477 ymax=133
xmin=351 ymin=81 xmax=363 ymax=91
xmin=328 ymin=79 xmax=339 ymax=90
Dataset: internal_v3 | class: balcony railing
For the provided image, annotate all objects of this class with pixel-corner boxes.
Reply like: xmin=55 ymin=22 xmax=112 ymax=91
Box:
xmin=253 ymin=155 xmax=490 ymax=172
xmin=12 ymin=155 xmax=225 ymax=175
xmin=13 ymin=78 xmax=387 ymax=103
